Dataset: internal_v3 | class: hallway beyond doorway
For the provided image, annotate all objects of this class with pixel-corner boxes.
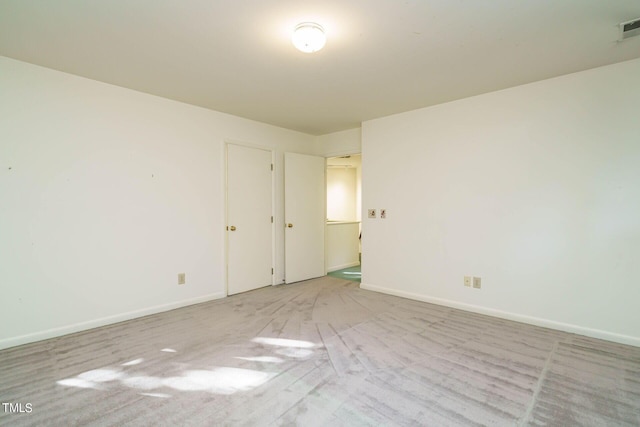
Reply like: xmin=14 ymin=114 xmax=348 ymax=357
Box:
xmin=327 ymin=264 xmax=361 ymax=283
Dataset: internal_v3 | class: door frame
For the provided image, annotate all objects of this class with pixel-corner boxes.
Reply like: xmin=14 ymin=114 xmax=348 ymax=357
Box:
xmin=324 ymin=150 xmax=362 ymax=275
xmin=224 ymin=140 xmax=276 ymax=296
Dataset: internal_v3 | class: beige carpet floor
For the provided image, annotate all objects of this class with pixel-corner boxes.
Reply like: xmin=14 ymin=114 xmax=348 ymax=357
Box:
xmin=1 ymin=276 xmax=639 ymax=426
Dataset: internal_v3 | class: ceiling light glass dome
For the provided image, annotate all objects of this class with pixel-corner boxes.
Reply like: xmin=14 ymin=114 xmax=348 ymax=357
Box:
xmin=292 ymin=22 xmax=326 ymax=53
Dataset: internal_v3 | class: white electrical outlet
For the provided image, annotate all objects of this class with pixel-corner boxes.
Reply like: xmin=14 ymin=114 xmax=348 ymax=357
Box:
xmin=178 ymin=273 xmax=186 ymax=285
xmin=473 ymin=277 xmax=481 ymax=289
xmin=380 ymin=209 xmax=387 ymax=219
xmin=368 ymin=209 xmax=377 ymax=218
xmin=464 ymin=276 xmax=472 ymax=287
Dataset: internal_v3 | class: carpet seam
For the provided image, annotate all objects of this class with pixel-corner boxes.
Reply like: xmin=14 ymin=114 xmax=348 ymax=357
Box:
xmin=519 ymin=339 xmax=559 ymax=426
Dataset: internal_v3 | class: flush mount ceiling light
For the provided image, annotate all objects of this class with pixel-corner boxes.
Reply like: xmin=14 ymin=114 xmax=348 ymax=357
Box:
xmin=292 ymin=22 xmax=326 ymax=53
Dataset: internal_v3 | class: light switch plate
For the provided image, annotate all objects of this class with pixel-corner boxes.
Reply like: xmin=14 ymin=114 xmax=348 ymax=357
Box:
xmin=368 ymin=209 xmax=377 ymax=218
xmin=473 ymin=277 xmax=481 ymax=289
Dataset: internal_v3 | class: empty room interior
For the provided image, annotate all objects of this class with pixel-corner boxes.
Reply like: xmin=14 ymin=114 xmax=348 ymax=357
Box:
xmin=1 ymin=1 xmax=640 ymax=426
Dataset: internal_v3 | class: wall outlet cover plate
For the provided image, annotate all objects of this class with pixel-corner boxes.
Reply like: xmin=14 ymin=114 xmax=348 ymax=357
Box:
xmin=368 ymin=209 xmax=377 ymax=218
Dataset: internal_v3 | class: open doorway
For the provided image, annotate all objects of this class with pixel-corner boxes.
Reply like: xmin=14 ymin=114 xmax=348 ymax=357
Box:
xmin=326 ymin=154 xmax=361 ymax=283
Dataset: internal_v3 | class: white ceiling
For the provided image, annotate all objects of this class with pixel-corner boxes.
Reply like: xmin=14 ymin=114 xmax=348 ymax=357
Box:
xmin=1 ymin=1 xmax=639 ymax=135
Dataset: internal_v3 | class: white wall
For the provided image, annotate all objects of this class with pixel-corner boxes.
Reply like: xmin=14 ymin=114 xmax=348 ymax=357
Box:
xmin=0 ymin=56 xmax=316 ymax=349
xmin=361 ymin=58 xmax=640 ymax=346
xmin=314 ymin=128 xmax=361 ymax=157
xmin=326 ymin=223 xmax=360 ymax=272
xmin=327 ymin=168 xmax=357 ymax=221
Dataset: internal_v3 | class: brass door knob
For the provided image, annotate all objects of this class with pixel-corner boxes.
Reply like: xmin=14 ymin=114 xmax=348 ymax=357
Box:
xmin=287 ymin=223 xmax=293 ymax=228
xmin=229 ymin=226 xmax=237 ymax=231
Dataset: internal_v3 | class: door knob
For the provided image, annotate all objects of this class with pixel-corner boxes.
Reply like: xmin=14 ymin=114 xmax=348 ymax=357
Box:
xmin=287 ymin=223 xmax=293 ymax=228
xmin=229 ymin=226 xmax=237 ymax=231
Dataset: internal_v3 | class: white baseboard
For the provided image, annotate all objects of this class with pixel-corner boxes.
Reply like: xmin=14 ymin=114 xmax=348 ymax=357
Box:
xmin=0 ymin=292 xmax=226 ymax=351
xmin=359 ymin=283 xmax=640 ymax=348
xmin=327 ymin=262 xmax=360 ymax=273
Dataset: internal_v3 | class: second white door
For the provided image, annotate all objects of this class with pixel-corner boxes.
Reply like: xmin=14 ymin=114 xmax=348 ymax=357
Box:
xmin=284 ymin=152 xmax=325 ymax=283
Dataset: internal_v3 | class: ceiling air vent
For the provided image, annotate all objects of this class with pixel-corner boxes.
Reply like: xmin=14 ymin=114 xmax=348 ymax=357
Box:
xmin=619 ymin=18 xmax=640 ymax=41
